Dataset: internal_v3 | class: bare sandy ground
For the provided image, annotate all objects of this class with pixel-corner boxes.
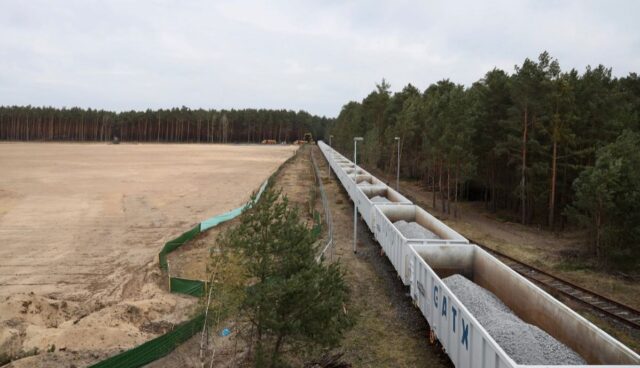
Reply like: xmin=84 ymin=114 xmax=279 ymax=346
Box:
xmin=0 ymin=143 xmax=296 ymax=366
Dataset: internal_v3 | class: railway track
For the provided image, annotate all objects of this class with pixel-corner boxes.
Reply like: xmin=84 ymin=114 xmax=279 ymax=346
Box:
xmin=475 ymin=242 xmax=640 ymax=330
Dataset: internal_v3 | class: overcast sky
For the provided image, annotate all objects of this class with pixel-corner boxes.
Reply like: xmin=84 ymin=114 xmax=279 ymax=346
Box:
xmin=1 ymin=1 xmax=639 ymax=117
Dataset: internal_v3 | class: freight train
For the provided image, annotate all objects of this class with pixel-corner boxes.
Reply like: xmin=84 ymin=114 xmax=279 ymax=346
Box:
xmin=317 ymin=140 xmax=640 ymax=367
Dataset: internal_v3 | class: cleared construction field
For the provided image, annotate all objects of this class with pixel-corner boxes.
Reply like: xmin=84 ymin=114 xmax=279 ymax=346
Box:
xmin=0 ymin=143 xmax=296 ymax=366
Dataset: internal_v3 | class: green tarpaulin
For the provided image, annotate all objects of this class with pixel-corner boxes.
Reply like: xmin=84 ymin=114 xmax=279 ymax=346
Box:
xmin=88 ymin=313 xmax=205 ymax=368
xmin=159 ymin=224 xmax=201 ymax=271
xmin=170 ymin=277 xmax=206 ymax=297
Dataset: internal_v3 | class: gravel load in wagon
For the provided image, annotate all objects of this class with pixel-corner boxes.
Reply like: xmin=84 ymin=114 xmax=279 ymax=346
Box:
xmin=393 ymin=220 xmax=439 ymax=239
xmin=357 ymin=182 xmax=378 ymax=187
xmin=443 ymin=274 xmax=586 ymax=365
xmin=370 ymin=195 xmax=391 ymax=203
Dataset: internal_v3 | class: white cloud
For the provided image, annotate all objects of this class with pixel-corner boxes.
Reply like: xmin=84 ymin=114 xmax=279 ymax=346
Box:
xmin=0 ymin=0 xmax=638 ymax=117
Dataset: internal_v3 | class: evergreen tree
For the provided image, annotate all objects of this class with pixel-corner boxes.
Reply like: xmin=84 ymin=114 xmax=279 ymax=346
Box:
xmin=215 ymin=188 xmax=352 ymax=368
xmin=567 ymin=131 xmax=640 ymax=267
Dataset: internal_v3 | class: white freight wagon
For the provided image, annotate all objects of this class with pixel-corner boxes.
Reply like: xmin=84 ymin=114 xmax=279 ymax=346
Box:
xmin=352 ymin=172 xmax=384 ymax=187
xmin=372 ymin=204 xmax=468 ymax=284
xmin=320 ymin=144 xmax=348 ymax=174
xmin=339 ymin=167 xmax=362 ymax=196
xmin=408 ymin=244 xmax=640 ymax=367
xmin=318 ymin=140 xmax=640 ymax=367
xmin=344 ymin=167 xmax=367 ymax=176
xmin=331 ymin=156 xmax=348 ymax=173
xmin=324 ymin=151 xmax=352 ymax=189
xmin=349 ymin=173 xmax=384 ymax=201
xmin=353 ymin=185 xmax=412 ymax=230
xmin=319 ymin=144 xmax=371 ymax=198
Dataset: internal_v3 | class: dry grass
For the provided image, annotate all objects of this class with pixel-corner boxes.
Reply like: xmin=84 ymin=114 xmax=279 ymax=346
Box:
xmin=318 ymin=152 xmax=449 ymax=368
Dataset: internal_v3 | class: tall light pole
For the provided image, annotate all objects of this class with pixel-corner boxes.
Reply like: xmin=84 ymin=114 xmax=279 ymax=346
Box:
xmin=353 ymin=136 xmax=363 ymax=254
xmin=395 ymin=136 xmax=400 ymax=191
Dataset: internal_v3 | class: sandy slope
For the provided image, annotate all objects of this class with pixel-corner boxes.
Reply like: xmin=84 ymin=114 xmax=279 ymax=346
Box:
xmin=0 ymin=143 xmax=296 ymax=366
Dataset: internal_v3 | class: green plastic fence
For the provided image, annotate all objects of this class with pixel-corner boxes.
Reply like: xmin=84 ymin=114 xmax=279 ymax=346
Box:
xmin=200 ymin=179 xmax=268 ymax=231
xmin=311 ymin=211 xmax=322 ymax=239
xmin=200 ymin=207 xmax=242 ymax=232
xmin=159 ymin=224 xmax=200 ymax=271
xmin=170 ymin=277 xmax=206 ymax=297
xmin=159 ymin=178 xmax=270 ymax=272
xmin=88 ymin=313 xmax=205 ymax=368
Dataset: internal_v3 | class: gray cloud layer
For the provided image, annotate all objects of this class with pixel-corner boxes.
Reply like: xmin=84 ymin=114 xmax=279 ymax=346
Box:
xmin=1 ymin=0 xmax=638 ymax=117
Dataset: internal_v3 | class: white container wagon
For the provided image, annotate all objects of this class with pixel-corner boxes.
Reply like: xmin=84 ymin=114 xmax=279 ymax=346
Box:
xmin=318 ymin=141 xmax=640 ymax=367
xmin=353 ymin=184 xmax=412 ymax=230
xmin=352 ymin=172 xmax=384 ymax=187
xmin=344 ymin=167 xmax=367 ymax=176
xmin=333 ymin=162 xmax=349 ymax=183
xmin=349 ymin=173 xmax=384 ymax=201
xmin=408 ymin=244 xmax=640 ymax=367
xmin=338 ymin=166 xmax=364 ymax=196
xmin=331 ymin=155 xmax=348 ymax=173
xmin=373 ymin=204 xmax=468 ymax=285
xmin=323 ymin=150 xmax=352 ymax=188
xmin=319 ymin=144 xmax=348 ymax=174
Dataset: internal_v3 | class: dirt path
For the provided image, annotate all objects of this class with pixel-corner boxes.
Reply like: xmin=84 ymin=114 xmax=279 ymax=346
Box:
xmin=0 ymin=143 xmax=296 ymax=366
xmin=314 ymin=148 xmax=450 ymax=368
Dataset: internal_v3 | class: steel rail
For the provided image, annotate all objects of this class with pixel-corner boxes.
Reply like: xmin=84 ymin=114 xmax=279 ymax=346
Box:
xmin=472 ymin=241 xmax=640 ymax=330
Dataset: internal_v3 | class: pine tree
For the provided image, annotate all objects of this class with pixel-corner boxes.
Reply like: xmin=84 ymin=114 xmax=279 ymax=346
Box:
xmin=215 ymin=188 xmax=352 ymax=368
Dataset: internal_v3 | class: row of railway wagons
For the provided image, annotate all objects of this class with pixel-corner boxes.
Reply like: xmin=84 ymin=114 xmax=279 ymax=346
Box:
xmin=317 ymin=140 xmax=640 ymax=367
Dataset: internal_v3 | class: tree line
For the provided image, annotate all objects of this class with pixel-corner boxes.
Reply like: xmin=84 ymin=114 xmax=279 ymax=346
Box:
xmin=329 ymin=52 xmax=640 ymax=265
xmin=0 ymin=106 xmax=330 ymax=143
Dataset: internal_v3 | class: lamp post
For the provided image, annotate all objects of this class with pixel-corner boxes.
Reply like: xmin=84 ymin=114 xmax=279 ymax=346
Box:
xmin=395 ymin=136 xmax=400 ymax=191
xmin=353 ymin=136 xmax=363 ymax=254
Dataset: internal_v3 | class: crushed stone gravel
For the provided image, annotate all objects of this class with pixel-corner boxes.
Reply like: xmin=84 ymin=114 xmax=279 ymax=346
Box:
xmin=357 ymin=182 xmax=378 ymax=188
xmin=370 ymin=195 xmax=391 ymax=203
xmin=443 ymin=274 xmax=586 ymax=365
xmin=393 ymin=220 xmax=439 ymax=239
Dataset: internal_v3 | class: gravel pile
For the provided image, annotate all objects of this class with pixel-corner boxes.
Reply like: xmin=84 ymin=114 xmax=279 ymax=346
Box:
xmin=370 ymin=195 xmax=391 ymax=203
xmin=393 ymin=220 xmax=439 ymax=239
xmin=357 ymin=182 xmax=376 ymax=187
xmin=442 ymin=274 xmax=586 ymax=365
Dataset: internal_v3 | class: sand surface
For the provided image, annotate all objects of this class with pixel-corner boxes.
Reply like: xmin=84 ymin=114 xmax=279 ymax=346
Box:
xmin=0 ymin=143 xmax=296 ymax=365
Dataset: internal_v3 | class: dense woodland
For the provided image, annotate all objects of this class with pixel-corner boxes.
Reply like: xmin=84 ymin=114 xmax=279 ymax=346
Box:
xmin=0 ymin=107 xmax=329 ymax=144
xmin=329 ymin=52 xmax=640 ymax=265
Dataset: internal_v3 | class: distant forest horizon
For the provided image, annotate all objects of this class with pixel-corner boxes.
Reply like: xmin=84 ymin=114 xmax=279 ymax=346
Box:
xmin=0 ymin=106 xmax=331 ymax=144
xmin=2 ymin=51 xmax=640 ymax=266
